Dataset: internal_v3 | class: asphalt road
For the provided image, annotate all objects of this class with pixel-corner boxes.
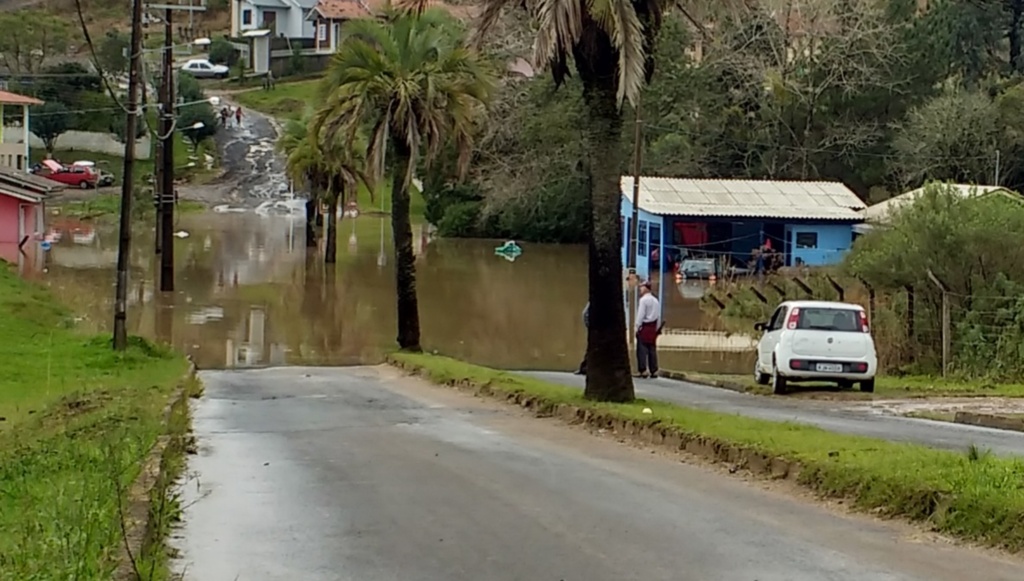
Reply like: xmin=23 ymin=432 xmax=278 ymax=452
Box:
xmin=525 ymin=372 xmax=1024 ymax=456
xmin=175 ymin=366 xmax=1024 ymax=580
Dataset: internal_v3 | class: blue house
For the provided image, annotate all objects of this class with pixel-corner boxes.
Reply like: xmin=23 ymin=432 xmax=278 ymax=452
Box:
xmin=621 ymin=177 xmax=866 ymax=284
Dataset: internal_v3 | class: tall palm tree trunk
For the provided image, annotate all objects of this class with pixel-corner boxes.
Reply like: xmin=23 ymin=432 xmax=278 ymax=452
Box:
xmin=577 ymin=37 xmax=635 ymax=403
xmin=325 ymin=195 xmax=338 ymax=263
xmin=391 ymin=144 xmax=422 ymax=351
xmin=305 ymin=199 xmax=318 ymax=247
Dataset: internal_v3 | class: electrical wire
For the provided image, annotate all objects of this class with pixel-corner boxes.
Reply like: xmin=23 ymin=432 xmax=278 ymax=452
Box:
xmin=72 ymin=0 xmax=133 ymax=115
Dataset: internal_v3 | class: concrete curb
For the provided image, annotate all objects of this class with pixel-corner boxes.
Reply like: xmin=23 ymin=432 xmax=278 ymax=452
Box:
xmin=388 ymin=358 xmax=802 ymax=484
xmin=954 ymin=411 xmax=1024 ymax=433
xmin=659 ymin=369 xmax=751 ymax=393
xmin=114 ymin=359 xmax=198 ymax=580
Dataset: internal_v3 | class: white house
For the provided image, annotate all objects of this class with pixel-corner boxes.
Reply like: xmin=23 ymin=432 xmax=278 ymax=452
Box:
xmin=306 ymin=0 xmax=477 ymax=53
xmin=232 ymin=0 xmax=317 ymax=39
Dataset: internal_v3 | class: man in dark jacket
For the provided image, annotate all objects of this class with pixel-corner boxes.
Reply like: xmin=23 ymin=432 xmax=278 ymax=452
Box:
xmin=575 ymin=302 xmax=589 ymax=375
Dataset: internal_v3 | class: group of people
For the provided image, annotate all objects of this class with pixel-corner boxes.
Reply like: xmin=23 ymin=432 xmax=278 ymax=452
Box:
xmin=219 ymin=106 xmax=244 ymax=128
xmin=576 ymin=281 xmax=662 ymax=379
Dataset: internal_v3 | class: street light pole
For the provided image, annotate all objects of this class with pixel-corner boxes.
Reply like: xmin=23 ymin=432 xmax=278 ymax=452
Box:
xmin=159 ymin=6 xmax=176 ymax=292
xmin=113 ymin=0 xmax=145 ymax=351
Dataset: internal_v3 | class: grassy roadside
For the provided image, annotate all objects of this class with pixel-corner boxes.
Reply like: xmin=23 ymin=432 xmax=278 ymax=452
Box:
xmin=0 ymin=263 xmax=191 ymax=579
xmin=54 ymin=193 xmax=205 ymax=220
xmin=389 ymin=352 xmax=1024 ymax=552
xmin=665 ymin=369 xmax=1024 ymax=398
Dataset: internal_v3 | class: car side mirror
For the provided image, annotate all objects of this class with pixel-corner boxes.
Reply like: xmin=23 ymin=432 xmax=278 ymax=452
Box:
xmin=754 ymin=322 xmax=767 ymax=332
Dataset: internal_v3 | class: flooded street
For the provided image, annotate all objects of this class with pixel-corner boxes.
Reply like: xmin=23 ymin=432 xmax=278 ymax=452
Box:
xmin=29 ymin=102 xmax=754 ymax=374
xmin=36 ymin=210 xmax=753 ymax=373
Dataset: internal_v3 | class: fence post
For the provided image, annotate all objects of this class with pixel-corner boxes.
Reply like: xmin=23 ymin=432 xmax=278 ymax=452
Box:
xmin=926 ymin=270 xmax=951 ymax=377
xmin=825 ymin=275 xmax=844 ymax=302
xmin=904 ymin=285 xmax=915 ymax=342
xmin=857 ymin=278 xmax=875 ymax=323
xmin=792 ymin=277 xmax=814 ymax=297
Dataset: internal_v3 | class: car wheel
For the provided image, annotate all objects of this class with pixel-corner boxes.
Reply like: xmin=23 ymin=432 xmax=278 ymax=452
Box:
xmin=771 ymin=359 xmax=788 ymax=395
xmin=838 ymin=380 xmax=854 ymax=389
xmin=754 ymin=361 xmax=770 ymax=385
xmin=860 ymin=379 xmax=875 ymax=393
xmin=79 ymin=180 xmax=89 ymax=189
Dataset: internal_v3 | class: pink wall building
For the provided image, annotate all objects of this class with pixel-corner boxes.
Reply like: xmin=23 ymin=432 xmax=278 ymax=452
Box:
xmin=0 ymin=166 xmax=65 ymax=265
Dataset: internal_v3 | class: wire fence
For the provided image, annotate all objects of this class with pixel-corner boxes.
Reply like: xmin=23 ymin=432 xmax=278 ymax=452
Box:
xmin=703 ymin=270 xmax=1024 ymax=378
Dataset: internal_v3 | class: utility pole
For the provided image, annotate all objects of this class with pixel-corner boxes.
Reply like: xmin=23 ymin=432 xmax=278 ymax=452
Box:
xmin=154 ymin=55 xmax=164 ymax=255
xmin=113 ymin=0 xmax=145 ymax=351
xmin=159 ymin=6 xmax=176 ymax=292
xmin=628 ymin=98 xmax=643 ymax=272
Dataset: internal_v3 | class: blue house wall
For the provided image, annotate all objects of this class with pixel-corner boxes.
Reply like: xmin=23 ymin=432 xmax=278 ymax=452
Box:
xmin=620 ymin=194 xmax=859 ymax=271
xmin=784 ymin=223 xmax=856 ymax=266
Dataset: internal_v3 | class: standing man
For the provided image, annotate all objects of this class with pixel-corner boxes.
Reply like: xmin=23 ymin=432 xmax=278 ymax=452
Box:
xmin=575 ymin=301 xmax=590 ymax=375
xmin=635 ymin=281 xmax=661 ymax=378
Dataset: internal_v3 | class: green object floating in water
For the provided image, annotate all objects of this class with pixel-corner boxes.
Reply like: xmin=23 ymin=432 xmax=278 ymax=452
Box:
xmin=495 ymin=241 xmax=523 ymax=262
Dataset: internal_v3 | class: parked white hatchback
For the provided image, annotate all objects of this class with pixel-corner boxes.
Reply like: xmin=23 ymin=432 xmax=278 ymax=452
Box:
xmin=753 ymin=300 xmax=878 ymax=394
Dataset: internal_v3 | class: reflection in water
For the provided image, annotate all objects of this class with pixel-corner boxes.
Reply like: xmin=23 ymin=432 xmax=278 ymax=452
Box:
xmin=37 ymin=212 xmax=753 ymax=373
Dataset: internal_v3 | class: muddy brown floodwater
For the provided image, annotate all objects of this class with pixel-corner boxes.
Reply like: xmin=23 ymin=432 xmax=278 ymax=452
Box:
xmin=34 ymin=210 xmax=755 ymax=373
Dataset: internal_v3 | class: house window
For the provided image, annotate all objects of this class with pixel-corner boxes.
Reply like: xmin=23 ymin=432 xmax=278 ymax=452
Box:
xmin=795 ymin=232 xmax=818 ymax=249
xmin=242 ymin=9 xmax=252 ymax=25
xmin=318 ymin=22 xmax=327 ymax=41
xmin=638 ymin=221 xmax=648 ymax=256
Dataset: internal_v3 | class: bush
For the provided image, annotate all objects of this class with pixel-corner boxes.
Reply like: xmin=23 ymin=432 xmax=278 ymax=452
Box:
xmin=208 ymin=37 xmax=238 ymax=67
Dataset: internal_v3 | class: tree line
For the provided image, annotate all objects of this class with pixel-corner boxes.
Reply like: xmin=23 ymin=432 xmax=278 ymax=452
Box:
xmin=424 ymin=0 xmax=1024 ymax=244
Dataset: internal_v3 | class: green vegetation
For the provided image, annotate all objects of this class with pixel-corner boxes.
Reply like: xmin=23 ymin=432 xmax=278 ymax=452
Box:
xmin=235 ymin=79 xmax=321 ymax=121
xmin=0 ymin=263 xmax=191 ymax=578
xmin=55 ymin=193 xmax=204 ymax=219
xmin=392 ymin=352 xmax=1024 ymax=552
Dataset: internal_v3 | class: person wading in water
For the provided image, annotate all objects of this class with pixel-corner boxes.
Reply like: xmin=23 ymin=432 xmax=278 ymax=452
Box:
xmin=635 ymin=280 xmax=662 ymax=378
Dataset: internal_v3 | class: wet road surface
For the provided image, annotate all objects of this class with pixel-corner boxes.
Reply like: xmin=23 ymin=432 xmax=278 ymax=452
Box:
xmin=527 ymin=372 xmax=1024 ymax=456
xmin=175 ymin=366 xmax=1024 ymax=580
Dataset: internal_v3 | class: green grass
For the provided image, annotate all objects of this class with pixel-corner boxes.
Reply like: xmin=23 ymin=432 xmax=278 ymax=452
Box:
xmin=391 ymin=353 xmax=1024 ymax=552
xmin=667 ymin=370 xmax=1024 ymax=398
xmin=0 ymin=263 xmax=190 ymax=579
xmin=234 ymin=79 xmax=322 ymax=121
xmin=55 ymin=193 xmax=205 ymax=220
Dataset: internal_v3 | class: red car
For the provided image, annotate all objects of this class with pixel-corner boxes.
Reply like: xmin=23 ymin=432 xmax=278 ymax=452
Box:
xmin=31 ymin=159 xmax=99 ymax=189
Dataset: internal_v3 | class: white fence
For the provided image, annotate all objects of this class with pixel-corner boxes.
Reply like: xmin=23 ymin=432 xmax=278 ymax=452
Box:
xmin=2 ymin=128 xmax=151 ymax=159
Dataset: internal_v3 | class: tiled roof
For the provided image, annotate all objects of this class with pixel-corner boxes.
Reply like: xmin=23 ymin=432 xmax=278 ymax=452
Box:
xmin=311 ymin=0 xmax=477 ymax=20
xmin=621 ymin=176 xmax=866 ymax=221
xmin=0 ymin=90 xmax=42 ymax=106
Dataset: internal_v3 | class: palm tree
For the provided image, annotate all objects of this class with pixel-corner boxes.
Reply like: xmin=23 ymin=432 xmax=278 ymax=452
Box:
xmin=277 ymin=113 xmax=367 ymax=263
xmin=316 ymin=7 xmax=495 ymax=351
xmin=456 ymin=0 xmax=665 ymax=402
xmin=276 ymin=114 xmax=324 ymax=249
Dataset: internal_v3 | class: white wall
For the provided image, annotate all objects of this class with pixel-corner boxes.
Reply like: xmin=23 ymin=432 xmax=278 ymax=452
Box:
xmin=2 ymin=127 xmax=152 ymax=159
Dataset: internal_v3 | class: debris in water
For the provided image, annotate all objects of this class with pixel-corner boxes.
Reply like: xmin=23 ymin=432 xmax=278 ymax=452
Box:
xmin=494 ymin=240 xmax=523 ymax=262
xmin=174 ymin=231 xmax=190 ymax=238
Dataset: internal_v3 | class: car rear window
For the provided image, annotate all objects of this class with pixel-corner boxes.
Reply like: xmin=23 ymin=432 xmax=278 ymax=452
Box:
xmin=796 ymin=308 xmax=861 ymax=332
xmin=681 ymin=260 xmax=715 ymax=276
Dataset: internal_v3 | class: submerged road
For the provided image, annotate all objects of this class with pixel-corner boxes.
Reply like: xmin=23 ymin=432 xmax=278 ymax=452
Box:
xmin=527 ymin=372 xmax=1024 ymax=457
xmin=176 ymin=366 xmax=1024 ymax=580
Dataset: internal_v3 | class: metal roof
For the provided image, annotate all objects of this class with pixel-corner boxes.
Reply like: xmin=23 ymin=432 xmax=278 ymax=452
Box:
xmin=621 ymin=177 xmax=866 ymax=221
xmin=0 ymin=165 xmax=64 ymax=196
xmin=862 ymin=184 xmax=1017 ymax=223
xmin=250 ymin=0 xmax=289 ymax=8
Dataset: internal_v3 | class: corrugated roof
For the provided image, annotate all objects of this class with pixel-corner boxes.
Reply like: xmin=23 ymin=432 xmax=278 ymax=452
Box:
xmin=862 ymin=184 xmax=1017 ymax=223
xmin=0 ymin=90 xmax=42 ymax=106
xmin=251 ymin=0 xmax=289 ymax=8
xmin=0 ymin=165 xmax=65 ymax=195
xmin=621 ymin=177 xmax=866 ymax=221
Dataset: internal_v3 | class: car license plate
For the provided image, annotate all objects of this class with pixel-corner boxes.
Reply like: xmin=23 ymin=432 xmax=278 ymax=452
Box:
xmin=816 ymin=363 xmax=843 ymax=373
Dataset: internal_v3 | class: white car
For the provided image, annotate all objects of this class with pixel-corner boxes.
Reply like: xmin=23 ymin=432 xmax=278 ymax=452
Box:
xmin=180 ymin=59 xmax=229 ymax=79
xmin=753 ymin=300 xmax=878 ymax=394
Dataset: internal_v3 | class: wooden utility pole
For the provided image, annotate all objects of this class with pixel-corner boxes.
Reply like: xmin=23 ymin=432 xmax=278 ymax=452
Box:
xmin=628 ymin=98 xmax=643 ymax=271
xmin=159 ymin=6 xmax=176 ymax=292
xmin=154 ymin=56 xmax=165 ymax=255
xmin=113 ymin=0 xmax=145 ymax=350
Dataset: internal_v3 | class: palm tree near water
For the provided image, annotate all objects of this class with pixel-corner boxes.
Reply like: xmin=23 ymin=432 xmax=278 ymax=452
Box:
xmin=316 ymin=7 xmax=495 ymax=351
xmin=458 ymin=0 xmax=665 ymax=402
xmin=277 ymin=114 xmax=368 ymax=264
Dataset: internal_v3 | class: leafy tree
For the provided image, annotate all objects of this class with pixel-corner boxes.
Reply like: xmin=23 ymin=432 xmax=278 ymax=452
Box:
xmin=277 ymin=113 xmax=325 ymax=248
xmin=177 ymin=104 xmax=218 ymax=150
xmin=30 ymin=102 xmax=72 ymax=153
xmin=108 ymin=109 xmax=149 ymax=143
xmin=208 ymin=37 xmax=238 ymax=66
xmin=97 ymin=30 xmax=130 ymax=75
xmin=176 ymin=72 xmax=205 ymax=104
xmin=0 ymin=11 xmax=72 ymax=74
xmin=317 ymin=8 xmax=495 ymax=351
